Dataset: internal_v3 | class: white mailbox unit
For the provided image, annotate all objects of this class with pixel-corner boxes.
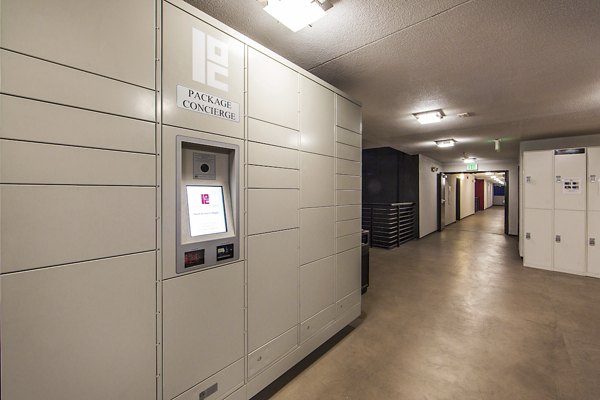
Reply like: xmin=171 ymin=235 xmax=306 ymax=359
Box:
xmin=0 ymin=1 xmax=363 ymax=400
xmin=522 ymin=147 xmax=599 ymax=277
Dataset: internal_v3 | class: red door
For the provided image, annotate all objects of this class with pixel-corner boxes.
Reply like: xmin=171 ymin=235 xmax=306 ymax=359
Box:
xmin=475 ymin=179 xmax=485 ymax=211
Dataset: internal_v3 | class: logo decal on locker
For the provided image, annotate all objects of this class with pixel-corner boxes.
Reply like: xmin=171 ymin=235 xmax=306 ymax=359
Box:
xmin=202 ymin=194 xmax=210 ymax=204
xmin=192 ymin=27 xmax=229 ymax=92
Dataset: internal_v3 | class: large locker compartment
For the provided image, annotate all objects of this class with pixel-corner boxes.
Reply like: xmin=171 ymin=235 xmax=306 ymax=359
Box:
xmin=588 ymin=147 xmax=600 ymax=277
xmin=523 ymin=209 xmax=553 ymax=269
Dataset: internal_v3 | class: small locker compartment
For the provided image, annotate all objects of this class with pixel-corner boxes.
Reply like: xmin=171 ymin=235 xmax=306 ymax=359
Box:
xmin=554 ymin=210 xmax=586 ymax=275
xmin=588 ymin=211 xmax=600 ymax=278
xmin=523 ymin=150 xmax=554 ymax=210
xmin=554 ymin=149 xmax=586 ymax=211
xmin=523 ymin=208 xmax=553 ymax=270
xmin=588 ymin=147 xmax=600 ymax=212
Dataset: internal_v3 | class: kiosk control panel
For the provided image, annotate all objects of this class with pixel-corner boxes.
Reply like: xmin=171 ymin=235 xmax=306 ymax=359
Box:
xmin=176 ymin=136 xmax=240 ymax=273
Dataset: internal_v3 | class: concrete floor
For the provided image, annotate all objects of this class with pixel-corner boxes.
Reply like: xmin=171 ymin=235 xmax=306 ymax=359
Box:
xmin=254 ymin=206 xmax=600 ymax=400
xmin=446 ymin=205 xmax=506 ymax=236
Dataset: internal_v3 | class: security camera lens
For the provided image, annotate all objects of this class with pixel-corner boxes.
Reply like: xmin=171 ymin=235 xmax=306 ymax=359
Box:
xmin=201 ymin=164 xmax=210 ymax=173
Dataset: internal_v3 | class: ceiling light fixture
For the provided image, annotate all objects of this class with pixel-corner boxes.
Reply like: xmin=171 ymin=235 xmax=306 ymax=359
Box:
xmin=463 ymin=157 xmax=477 ymax=164
xmin=485 ymin=172 xmax=494 ymax=176
xmin=262 ymin=0 xmax=332 ymax=32
xmin=494 ymin=139 xmax=501 ymax=152
xmin=413 ymin=109 xmax=445 ymax=125
xmin=434 ymin=139 xmax=456 ymax=148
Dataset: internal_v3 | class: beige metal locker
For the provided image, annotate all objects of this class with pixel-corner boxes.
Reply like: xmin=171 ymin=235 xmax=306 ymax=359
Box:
xmin=523 ymin=150 xmax=553 ymax=210
xmin=554 ymin=150 xmax=587 ymax=211
xmin=588 ymin=211 xmax=600 ymax=278
xmin=336 ymin=95 xmax=362 ymax=134
xmin=299 ymin=76 xmax=335 ymax=156
xmin=523 ymin=208 xmax=553 ymax=270
xmin=589 ymin=147 xmax=600 ymax=211
xmin=248 ymin=230 xmax=299 ymax=352
xmin=248 ymin=48 xmax=299 ymax=130
xmin=299 ymin=207 xmax=335 ymax=265
xmin=300 ymin=256 xmax=335 ymax=321
xmin=0 ymin=0 xmax=155 ymax=88
xmin=1 ymin=253 xmax=156 ymax=400
xmin=300 ymin=152 xmax=335 ymax=207
xmin=554 ymin=210 xmax=587 ymax=275
xmin=163 ymin=262 xmax=245 ymax=400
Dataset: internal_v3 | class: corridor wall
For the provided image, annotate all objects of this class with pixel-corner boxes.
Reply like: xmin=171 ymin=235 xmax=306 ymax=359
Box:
xmin=0 ymin=1 xmax=363 ymax=399
xmin=418 ymin=154 xmax=443 ymax=237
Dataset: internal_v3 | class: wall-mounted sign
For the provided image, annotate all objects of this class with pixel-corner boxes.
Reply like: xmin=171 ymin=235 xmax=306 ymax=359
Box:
xmin=466 ymin=163 xmax=478 ymax=171
xmin=176 ymin=85 xmax=240 ymax=122
xmin=562 ymin=178 xmax=582 ymax=194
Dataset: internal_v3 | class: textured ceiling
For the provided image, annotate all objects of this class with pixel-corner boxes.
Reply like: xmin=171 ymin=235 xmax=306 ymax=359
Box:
xmin=186 ymin=0 xmax=600 ymax=163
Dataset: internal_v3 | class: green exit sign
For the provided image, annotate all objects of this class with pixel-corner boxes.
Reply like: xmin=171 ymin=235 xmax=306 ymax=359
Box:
xmin=466 ymin=163 xmax=478 ymax=171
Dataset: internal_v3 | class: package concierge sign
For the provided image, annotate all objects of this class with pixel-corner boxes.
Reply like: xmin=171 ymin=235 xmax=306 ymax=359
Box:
xmin=177 ymin=85 xmax=240 ymax=122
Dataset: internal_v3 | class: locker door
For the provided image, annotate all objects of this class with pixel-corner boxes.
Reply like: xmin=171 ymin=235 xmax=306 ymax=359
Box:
xmin=588 ymin=211 xmax=600 ymax=278
xmin=554 ymin=210 xmax=586 ymax=275
xmin=523 ymin=209 xmax=553 ymax=270
xmin=523 ymin=150 xmax=554 ymax=209
xmin=554 ymin=150 xmax=587 ymax=211
xmin=588 ymin=147 xmax=600 ymax=211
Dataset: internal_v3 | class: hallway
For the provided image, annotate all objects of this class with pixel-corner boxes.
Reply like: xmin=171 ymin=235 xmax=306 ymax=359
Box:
xmin=257 ymin=216 xmax=600 ymax=399
xmin=446 ymin=205 xmax=506 ymax=236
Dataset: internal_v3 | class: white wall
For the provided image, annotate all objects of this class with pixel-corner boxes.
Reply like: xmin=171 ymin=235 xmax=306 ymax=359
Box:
xmin=418 ymin=154 xmax=443 ymax=238
xmin=484 ymin=180 xmax=494 ymax=209
xmin=518 ymin=133 xmax=600 ymax=256
xmin=443 ymin=161 xmax=519 ymax=235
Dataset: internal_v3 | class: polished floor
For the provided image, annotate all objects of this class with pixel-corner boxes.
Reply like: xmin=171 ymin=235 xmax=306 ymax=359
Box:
xmin=446 ymin=205 xmax=506 ymax=235
xmin=254 ymin=206 xmax=600 ymax=400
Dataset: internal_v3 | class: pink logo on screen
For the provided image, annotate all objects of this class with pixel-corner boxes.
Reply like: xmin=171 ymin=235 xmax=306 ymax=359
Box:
xmin=201 ymin=194 xmax=210 ymax=205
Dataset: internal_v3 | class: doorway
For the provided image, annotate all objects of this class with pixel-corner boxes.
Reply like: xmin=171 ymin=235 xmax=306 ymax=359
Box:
xmin=438 ymin=171 xmax=509 ymax=235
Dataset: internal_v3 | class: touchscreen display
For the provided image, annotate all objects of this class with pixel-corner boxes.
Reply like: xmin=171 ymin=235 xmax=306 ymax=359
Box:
xmin=187 ymin=186 xmax=227 ymax=236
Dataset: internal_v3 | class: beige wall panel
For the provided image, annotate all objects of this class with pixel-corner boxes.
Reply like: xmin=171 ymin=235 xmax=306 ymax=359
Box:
xmin=299 ymin=207 xmax=335 ymax=265
xmin=336 ymin=95 xmax=362 ymax=134
xmin=1 ymin=252 xmax=156 ymax=400
xmin=336 ymin=126 xmax=361 ymax=148
xmin=248 ymin=189 xmax=299 ymax=235
xmin=300 ymin=152 xmax=334 ymax=207
xmin=0 ymin=0 xmax=154 ymax=88
xmin=162 ymin=4 xmax=244 ymax=139
xmin=248 ymin=48 xmax=299 ymax=130
xmin=0 ymin=50 xmax=154 ymax=121
xmin=248 ymin=165 xmax=299 ymax=189
xmin=248 ymin=118 xmax=299 ymax=149
xmin=163 ymin=262 xmax=245 ymax=400
xmin=161 ymin=126 xmax=245 ymax=279
xmin=0 ymin=95 xmax=155 ymax=153
xmin=248 ymin=142 xmax=299 ymax=170
xmin=248 ymin=327 xmax=297 ymax=378
xmin=0 ymin=140 xmax=155 ymax=185
xmin=299 ymin=76 xmax=334 ymax=156
xmin=337 ymin=189 xmax=362 ymax=206
xmin=336 ymin=289 xmax=361 ymax=317
xmin=336 ymin=247 xmax=361 ymax=300
xmin=336 ymin=233 xmax=361 ymax=254
xmin=336 ymin=175 xmax=361 ymax=190
xmin=336 ymin=205 xmax=361 ymax=222
xmin=336 ymin=219 xmax=361 ymax=238
xmin=300 ymin=256 xmax=334 ymax=321
xmin=248 ymin=229 xmax=299 ymax=352
xmin=300 ymin=305 xmax=336 ymax=343
xmin=1 ymin=186 xmax=155 ymax=273
xmin=336 ymin=158 xmax=361 ymax=176
xmin=336 ymin=142 xmax=361 ymax=162
xmin=173 ymin=359 xmax=244 ymax=400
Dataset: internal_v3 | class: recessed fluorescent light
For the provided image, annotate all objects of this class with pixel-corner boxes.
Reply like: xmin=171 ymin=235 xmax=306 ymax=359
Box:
xmin=263 ymin=0 xmax=330 ymax=32
xmin=435 ymin=139 xmax=456 ymax=148
xmin=413 ymin=109 xmax=445 ymax=125
xmin=463 ymin=157 xmax=476 ymax=164
xmin=485 ymin=172 xmax=494 ymax=176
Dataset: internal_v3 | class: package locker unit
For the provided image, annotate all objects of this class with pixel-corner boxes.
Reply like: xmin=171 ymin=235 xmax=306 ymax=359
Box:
xmin=522 ymin=147 xmax=599 ymax=277
xmin=0 ymin=1 xmax=363 ymax=400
